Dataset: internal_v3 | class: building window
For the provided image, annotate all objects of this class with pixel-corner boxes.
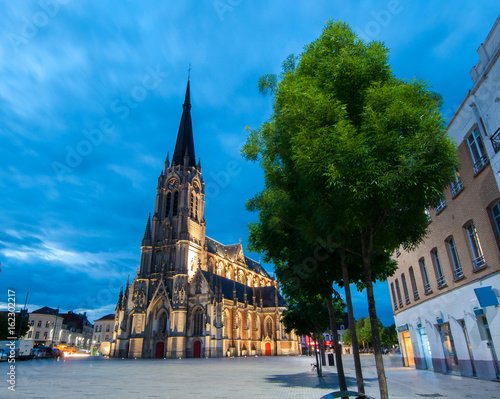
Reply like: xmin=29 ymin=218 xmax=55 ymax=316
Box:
xmin=222 ymin=311 xmax=229 ymax=338
xmin=431 ymin=249 xmax=446 ymax=287
xmin=172 ymin=191 xmax=179 ymax=216
xmin=106 ymin=325 xmax=110 ymax=332
xmin=165 ymin=192 xmax=171 ymax=217
xmin=467 ymin=128 xmax=488 ymax=173
xmin=451 ymin=168 xmax=463 ymax=197
xmin=35 ymin=332 xmax=39 ymax=339
xmin=395 ymin=248 xmax=401 ymax=257
xmin=265 ymin=318 xmax=273 ymax=338
xmin=409 ymin=267 xmax=419 ymax=299
xmin=28 ymin=331 xmax=32 ymax=339
xmin=193 ymin=308 xmax=204 ymax=336
xmin=436 ymin=197 xmax=446 ymax=214
xmin=419 ymin=258 xmax=431 ymax=293
xmin=447 ymin=236 xmax=463 ymax=279
xmin=37 ymin=320 xmax=41 ymax=328
xmin=401 ymin=273 xmax=410 ymax=304
xmin=395 ymin=279 xmax=403 ymax=308
xmin=43 ymin=332 xmax=48 ymax=340
xmin=45 ymin=321 xmax=50 ymax=328
xmin=391 ymin=283 xmax=398 ymax=310
xmin=425 ymin=208 xmax=431 ymax=223
xmin=190 ymin=192 xmax=194 ymax=218
xmin=492 ymin=202 xmax=500 ymax=238
xmin=465 ymin=221 xmax=485 ymax=269
xmin=195 ymin=196 xmax=199 ymax=220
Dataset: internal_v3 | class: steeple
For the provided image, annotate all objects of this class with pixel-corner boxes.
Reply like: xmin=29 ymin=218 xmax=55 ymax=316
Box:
xmin=142 ymin=213 xmax=152 ymax=246
xmin=172 ymin=80 xmax=196 ymax=167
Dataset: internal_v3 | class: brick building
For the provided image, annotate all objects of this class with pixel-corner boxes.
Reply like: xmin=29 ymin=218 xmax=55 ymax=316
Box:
xmin=388 ymin=16 xmax=500 ymax=380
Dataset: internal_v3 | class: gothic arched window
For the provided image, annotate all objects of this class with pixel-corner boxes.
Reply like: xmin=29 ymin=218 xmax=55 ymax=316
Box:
xmin=172 ymin=191 xmax=179 ymax=216
xmin=158 ymin=312 xmax=168 ymax=333
xmin=265 ymin=318 xmax=273 ymax=338
xmin=195 ymin=196 xmax=199 ymax=220
xmin=190 ymin=192 xmax=194 ymax=218
xmin=165 ymin=192 xmax=171 ymax=217
xmin=193 ymin=308 xmax=204 ymax=336
xmin=222 ymin=310 xmax=229 ymax=338
xmin=238 ymin=270 xmax=245 ymax=284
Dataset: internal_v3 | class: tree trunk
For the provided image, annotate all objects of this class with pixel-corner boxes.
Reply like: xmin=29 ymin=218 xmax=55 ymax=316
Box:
xmin=340 ymin=252 xmax=365 ymax=393
xmin=363 ymin=254 xmax=388 ymax=399
xmin=321 ymin=339 xmax=326 ymax=366
xmin=313 ymin=333 xmax=322 ymax=377
xmin=325 ymin=296 xmax=347 ymax=391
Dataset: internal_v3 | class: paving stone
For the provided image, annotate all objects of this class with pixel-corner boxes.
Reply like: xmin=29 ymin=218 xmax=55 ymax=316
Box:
xmin=1 ymin=354 xmax=499 ymax=398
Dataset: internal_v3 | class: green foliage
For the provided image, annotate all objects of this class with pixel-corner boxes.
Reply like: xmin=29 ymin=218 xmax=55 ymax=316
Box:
xmin=281 ymin=294 xmax=330 ymax=338
xmin=282 ymin=293 xmax=345 ymax=340
xmin=257 ymin=74 xmax=277 ymax=96
xmin=342 ymin=328 xmax=351 ymax=346
xmin=0 ymin=313 xmax=29 ymax=340
xmin=243 ymin=21 xmax=457 ymax=397
xmin=380 ymin=324 xmax=398 ymax=348
xmin=243 ymin=18 xmax=457 ymax=283
xmin=342 ymin=318 xmax=398 ymax=349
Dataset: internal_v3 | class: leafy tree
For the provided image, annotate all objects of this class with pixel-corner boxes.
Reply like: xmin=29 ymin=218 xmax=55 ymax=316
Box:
xmin=243 ymin=20 xmax=457 ymax=399
xmin=282 ymin=294 xmax=332 ymax=376
xmin=381 ymin=324 xmax=398 ymax=348
xmin=342 ymin=328 xmax=352 ymax=346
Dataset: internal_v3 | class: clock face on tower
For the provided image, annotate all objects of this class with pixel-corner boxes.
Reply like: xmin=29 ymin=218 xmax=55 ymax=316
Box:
xmin=167 ymin=179 xmax=177 ymax=189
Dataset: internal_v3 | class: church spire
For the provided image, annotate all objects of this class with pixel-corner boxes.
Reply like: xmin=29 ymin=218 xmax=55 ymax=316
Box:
xmin=172 ymin=80 xmax=196 ymax=167
xmin=142 ymin=213 xmax=152 ymax=245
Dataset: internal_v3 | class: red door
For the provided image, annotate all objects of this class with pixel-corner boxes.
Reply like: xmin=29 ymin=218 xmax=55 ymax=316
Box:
xmin=265 ymin=342 xmax=272 ymax=356
xmin=155 ymin=342 xmax=164 ymax=358
xmin=193 ymin=340 xmax=201 ymax=358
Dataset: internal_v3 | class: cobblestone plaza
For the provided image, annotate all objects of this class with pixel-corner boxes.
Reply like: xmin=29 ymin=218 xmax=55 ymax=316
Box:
xmin=3 ymin=354 xmax=499 ymax=398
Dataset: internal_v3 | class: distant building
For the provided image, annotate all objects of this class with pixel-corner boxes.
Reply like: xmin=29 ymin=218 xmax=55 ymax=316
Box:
xmin=24 ymin=306 xmax=64 ymax=347
xmin=91 ymin=314 xmax=115 ymax=355
xmin=110 ymin=80 xmax=299 ymax=359
xmin=388 ymin=15 xmax=500 ymax=380
xmin=60 ymin=311 xmax=93 ymax=351
xmin=24 ymin=307 xmax=93 ymax=351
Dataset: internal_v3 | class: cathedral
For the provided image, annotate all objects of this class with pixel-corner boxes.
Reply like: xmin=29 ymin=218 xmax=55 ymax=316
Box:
xmin=110 ymin=80 xmax=300 ymax=359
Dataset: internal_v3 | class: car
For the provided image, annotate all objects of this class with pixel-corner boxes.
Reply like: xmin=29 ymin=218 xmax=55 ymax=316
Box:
xmin=32 ymin=348 xmax=46 ymax=359
xmin=0 ymin=348 xmax=9 ymax=361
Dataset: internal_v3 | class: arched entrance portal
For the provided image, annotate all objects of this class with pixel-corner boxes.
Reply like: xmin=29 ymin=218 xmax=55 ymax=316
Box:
xmin=265 ymin=342 xmax=272 ymax=356
xmin=193 ymin=340 xmax=201 ymax=358
xmin=155 ymin=342 xmax=165 ymax=359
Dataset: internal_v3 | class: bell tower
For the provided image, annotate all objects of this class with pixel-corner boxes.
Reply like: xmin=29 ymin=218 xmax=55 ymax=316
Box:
xmin=137 ymin=79 xmax=206 ymax=358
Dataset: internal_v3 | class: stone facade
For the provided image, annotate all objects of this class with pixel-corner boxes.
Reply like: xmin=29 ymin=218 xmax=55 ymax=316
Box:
xmin=109 ymin=81 xmax=299 ymax=359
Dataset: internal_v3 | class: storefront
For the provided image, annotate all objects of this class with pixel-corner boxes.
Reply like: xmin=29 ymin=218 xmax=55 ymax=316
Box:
xmin=397 ymin=324 xmax=414 ymax=367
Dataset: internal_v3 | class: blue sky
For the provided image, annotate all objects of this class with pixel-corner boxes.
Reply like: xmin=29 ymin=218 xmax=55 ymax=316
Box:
xmin=0 ymin=1 xmax=498 ymax=327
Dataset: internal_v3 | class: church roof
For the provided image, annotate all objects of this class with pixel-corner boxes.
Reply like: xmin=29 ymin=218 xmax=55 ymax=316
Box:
xmin=205 ymin=236 xmax=270 ymax=278
xmin=200 ymin=270 xmax=286 ymax=307
xmin=171 ymin=80 xmax=196 ymax=167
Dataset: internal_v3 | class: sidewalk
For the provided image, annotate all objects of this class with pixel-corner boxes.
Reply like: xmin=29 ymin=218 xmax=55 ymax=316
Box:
xmin=1 ymin=354 xmax=499 ymax=398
